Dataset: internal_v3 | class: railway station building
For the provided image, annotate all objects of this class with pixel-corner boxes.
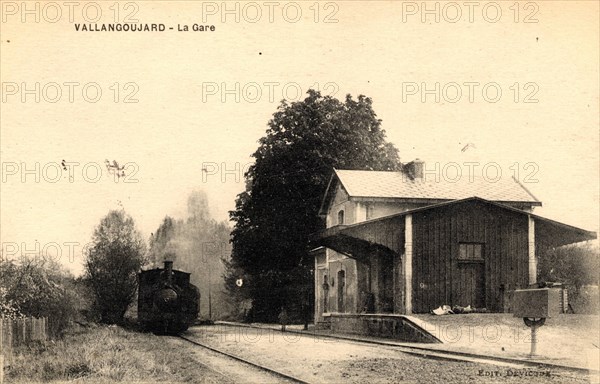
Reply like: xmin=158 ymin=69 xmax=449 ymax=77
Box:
xmin=311 ymin=160 xmax=596 ymax=336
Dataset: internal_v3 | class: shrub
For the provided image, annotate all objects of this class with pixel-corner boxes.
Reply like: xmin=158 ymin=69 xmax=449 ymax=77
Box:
xmin=0 ymin=257 xmax=84 ymax=335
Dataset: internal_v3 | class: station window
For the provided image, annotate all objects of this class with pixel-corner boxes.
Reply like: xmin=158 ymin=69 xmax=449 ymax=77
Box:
xmin=366 ymin=203 xmax=374 ymax=220
xmin=338 ymin=210 xmax=345 ymax=225
xmin=458 ymin=243 xmax=484 ymax=262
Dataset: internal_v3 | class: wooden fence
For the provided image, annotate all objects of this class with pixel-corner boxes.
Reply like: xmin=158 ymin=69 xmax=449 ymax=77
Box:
xmin=1 ymin=317 xmax=48 ymax=350
xmin=1 ymin=317 xmax=49 ymax=383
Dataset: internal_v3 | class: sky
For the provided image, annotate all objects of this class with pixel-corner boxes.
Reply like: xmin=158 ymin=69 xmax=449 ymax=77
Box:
xmin=1 ymin=1 xmax=598 ymax=275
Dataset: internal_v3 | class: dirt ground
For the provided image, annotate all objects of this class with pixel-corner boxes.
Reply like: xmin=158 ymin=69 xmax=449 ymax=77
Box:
xmin=411 ymin=313 xmax=600 ymax=370
xmin=187 ymin=324 xmax=593 ymax=384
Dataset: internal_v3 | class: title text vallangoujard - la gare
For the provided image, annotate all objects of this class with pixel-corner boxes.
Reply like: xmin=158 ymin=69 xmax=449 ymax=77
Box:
xmin=74 ymin=23 xmax=215 ymax=32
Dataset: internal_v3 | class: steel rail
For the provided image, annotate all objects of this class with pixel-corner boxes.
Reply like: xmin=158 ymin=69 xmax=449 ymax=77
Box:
xmin=178 ymin=334 xmax=311 ymax=384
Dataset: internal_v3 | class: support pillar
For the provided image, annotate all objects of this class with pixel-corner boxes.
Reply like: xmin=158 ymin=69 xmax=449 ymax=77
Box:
xmin=314 ymin=250 xmax=319 ymax=321
xmin=528 ymin=215 xmax=536 ymax=285
xmin=405 ymin=214 xmax=413 ymax=314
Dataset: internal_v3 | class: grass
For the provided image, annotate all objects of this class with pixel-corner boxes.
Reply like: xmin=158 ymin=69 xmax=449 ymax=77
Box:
xmin=4 ymin=323 xmax=204 ymax=383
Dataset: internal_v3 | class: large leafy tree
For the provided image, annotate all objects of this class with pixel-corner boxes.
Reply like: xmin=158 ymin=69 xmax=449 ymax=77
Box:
xmin=228 ymin=90 xmax=401 ymax=322
xmin=85 ymin=210 xmax=146 ymax=324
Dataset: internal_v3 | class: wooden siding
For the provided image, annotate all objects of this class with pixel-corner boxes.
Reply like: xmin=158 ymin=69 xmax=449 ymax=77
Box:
xmin=412 ymin=200 xmax=529 ymax=313
xmin=342 ymin=216 xmax=405 ymax=255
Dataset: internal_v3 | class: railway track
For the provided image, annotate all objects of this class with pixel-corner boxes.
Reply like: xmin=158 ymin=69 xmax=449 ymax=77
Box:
xmin=178 ymin=334 xmax=311 ymax=384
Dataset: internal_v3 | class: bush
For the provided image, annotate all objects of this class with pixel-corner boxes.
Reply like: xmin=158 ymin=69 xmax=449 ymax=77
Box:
xmin=569 ymin=285 xmax=600 ymax=315
xmin=0 ymin=257 xmax=85 ymax=336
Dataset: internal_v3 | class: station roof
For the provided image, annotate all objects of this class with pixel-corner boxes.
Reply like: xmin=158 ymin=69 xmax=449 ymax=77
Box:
xmin=319 ymin=169 xmax=541 ymax=215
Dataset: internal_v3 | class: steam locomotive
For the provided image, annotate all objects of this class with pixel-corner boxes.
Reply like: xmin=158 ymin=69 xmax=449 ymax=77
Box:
xmin=138 ymin=260 xmax=200 ymax=334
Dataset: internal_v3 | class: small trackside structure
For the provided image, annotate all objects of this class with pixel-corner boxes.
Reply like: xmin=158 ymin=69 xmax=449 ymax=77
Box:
xmin=310 ymin=161 xmax=596 ymax=339
xmin=513 ymin=288 xmax=561 ymax=356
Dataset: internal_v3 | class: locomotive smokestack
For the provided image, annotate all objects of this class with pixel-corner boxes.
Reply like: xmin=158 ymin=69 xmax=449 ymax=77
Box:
xmin=164 ymin=260 xmax=173 ymax=284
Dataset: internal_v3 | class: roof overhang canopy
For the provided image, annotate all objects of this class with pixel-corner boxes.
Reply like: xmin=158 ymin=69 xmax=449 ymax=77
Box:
xmin=534 ymin=215 xmax=597 ymax=248
xmin=311 ymin=214 xmax=407 ymax=261
xmin=314 ymin=224 xmax=402 ymax=262
xmin=312 ymin=198 xmax=596 ymax=258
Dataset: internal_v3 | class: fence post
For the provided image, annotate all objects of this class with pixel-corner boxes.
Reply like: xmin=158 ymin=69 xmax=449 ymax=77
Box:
xmin=11 ymin=321 xmax=16 ymax=348
xmin=14 ymin=319 xmax=18 ymax=346
xmin=7 ymin=319 xmax=11 ymax=361
xmin=8 ymin=320 xmax=12 ymax=360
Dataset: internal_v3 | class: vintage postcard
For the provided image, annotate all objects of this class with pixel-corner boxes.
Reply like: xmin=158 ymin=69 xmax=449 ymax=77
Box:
xmin=1 ymin=1 xmax=598 ymax=383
